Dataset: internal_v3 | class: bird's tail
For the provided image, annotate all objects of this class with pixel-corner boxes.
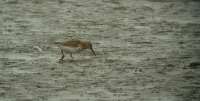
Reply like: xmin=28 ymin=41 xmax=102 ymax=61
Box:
xmin=54 ymin=41 xmax=64 ymax=45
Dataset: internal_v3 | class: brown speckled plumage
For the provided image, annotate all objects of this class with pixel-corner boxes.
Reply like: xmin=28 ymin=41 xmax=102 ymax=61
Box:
xmin=54 ymin=39 xmax=96 ymax=62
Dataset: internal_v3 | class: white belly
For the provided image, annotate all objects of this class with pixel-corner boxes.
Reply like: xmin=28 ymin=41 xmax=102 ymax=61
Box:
xmin=59 ymin=46 xmax=82 ymax=53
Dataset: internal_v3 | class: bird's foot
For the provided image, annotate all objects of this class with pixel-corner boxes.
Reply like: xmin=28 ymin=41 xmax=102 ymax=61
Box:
xmin=69 ymin=59 xmax=74 ymax=62
xmin=58 ymin=59 xmax=64 ymax=63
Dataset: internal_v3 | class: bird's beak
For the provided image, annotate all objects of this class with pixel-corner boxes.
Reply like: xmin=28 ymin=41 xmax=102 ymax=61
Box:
xmin=90 ymin=47 xmax=96 ymax=56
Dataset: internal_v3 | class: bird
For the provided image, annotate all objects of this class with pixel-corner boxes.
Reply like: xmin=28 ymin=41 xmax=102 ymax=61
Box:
xmin=54 ymin=39 xmax=96 ymax=63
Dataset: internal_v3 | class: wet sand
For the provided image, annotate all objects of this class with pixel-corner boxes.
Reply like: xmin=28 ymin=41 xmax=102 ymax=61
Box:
xmin=0 ymin=0 xmax=200 ymax=101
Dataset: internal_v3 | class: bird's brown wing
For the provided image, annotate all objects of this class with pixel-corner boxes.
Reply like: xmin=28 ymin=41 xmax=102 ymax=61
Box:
xmin=63 ymin=40 xmax=81 ymax=47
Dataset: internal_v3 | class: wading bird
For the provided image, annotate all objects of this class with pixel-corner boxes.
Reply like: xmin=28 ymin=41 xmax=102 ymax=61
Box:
xmin=54 ymin=39 xmax=96 ymax=63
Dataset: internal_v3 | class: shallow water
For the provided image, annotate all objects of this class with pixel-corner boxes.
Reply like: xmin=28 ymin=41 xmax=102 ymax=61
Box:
xmin=0 ymin=0 xmax=200 ymax=101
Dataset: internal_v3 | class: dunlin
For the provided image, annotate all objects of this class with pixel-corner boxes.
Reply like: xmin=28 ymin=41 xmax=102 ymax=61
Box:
xmin=54 ymin=39 xmax=96 ymax=62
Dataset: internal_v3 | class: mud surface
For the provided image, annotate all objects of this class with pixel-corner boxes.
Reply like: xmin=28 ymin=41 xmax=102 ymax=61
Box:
xmin=0 ymin=0 xmax=200 ymax=101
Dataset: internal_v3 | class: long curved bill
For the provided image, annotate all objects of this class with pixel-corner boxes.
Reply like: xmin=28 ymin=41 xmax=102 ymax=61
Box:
xmin=90 ymin=47 xmax=96 ymax=56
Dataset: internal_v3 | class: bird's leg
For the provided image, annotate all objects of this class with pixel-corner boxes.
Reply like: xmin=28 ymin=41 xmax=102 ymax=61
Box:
xmin=69 ymin=53 xmax=74 ymax=62
xmin=59 ymin=49 xmax=65 ymax=63
xmin=70 ymin=53 xmax=73 ymax=58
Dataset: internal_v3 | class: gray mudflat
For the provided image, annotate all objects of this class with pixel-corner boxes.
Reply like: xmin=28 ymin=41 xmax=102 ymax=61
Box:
xmin=0 ymin=0 xmax=200 ymax=101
